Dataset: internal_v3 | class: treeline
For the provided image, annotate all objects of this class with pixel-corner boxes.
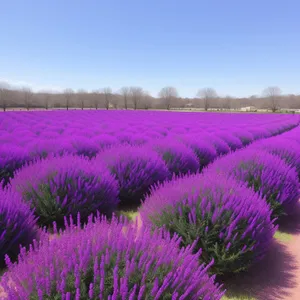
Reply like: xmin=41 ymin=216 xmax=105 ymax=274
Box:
xmin=0 ymin=83 xmax=300 ymax=112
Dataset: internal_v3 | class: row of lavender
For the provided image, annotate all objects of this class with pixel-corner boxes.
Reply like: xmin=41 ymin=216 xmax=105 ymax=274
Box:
xmin=0 ymin=112 xmax=299 ymax=299
xmin=0 ymin=111 xmax=298 ymax=188
xmin=139 ymin=124 xmax=300 ymax=276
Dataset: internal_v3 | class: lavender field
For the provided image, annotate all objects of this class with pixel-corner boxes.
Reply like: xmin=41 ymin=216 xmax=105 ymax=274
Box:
xmin=1 ymin=110 xmax=300 ymax=299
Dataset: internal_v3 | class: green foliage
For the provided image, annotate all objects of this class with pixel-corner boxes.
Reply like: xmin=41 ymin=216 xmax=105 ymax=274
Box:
xmin=150 ymin=201 xmax=257 ymax=275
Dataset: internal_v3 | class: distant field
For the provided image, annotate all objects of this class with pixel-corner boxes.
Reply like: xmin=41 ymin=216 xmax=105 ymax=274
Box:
xmin=0 ymin=110 xmax=299 ymax=299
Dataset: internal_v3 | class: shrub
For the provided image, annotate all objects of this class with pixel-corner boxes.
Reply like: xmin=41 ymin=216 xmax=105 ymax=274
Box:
xmin=0 ymin=189 xmax=38 ymax=268
xmin=94 ymin=145 xmax=170 ymax=206
xmin=207 ymin=149 xmax=300 ymax=218
xmin=92 ymin=134 xmax=120 ymax=150
xmin=253 ymin=138 xmax=300 ymax=178
xmin=214 ymin=131 xmax=243 ymax=151
xmin=0 ymin=145 xmax=31 ymax=187
xmin=10 ymin=155 xmax=119 ymax=229
xmin=231 ymin=130 xmax=254 ymax=146
xmin=26 ymin=138 xmax=73 ymax=159
xmin=150 ymin=138 xmax=200 ymax=176
xmin=202 ymin=134 xmax=231 ymax=156
xmin=1 ymin=215 xmax=224 ymax=299
xmin=69 ymin=137 xmax=101 ymax=159
xmin=246 ymin=127 xmax=271 ymax=140
xmin=177 ymin=135 xmax=218 ymax=169
xmin=140 ymin=173 xmax=276 ymax=275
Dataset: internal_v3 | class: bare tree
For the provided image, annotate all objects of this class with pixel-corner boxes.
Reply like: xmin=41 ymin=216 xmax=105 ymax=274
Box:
xmin=39 ymin=90 xmax=52 ymax=110
xmin=64 ymin=88 xmax=74 ymax=110
xmin=196 ymin=88 xmax=217 ymax=111
xmin=262 ymin=86 xmax=281 ymax=112
xmin=0 ymin=82 xmax=11 ymax=112
xmin=222 ymin=95 xmax=232 ymax=110
xmin=91 ymin=90 xmax=100 ymax=110
xmin=111 ymin=95 xmax=119 ymax=109
xmin=119 ymin=87 xmax=130 ymax=109
xmin=158 ymin=86 xmax=178 ymax=110
xmin=23 ymin=87 xmax=33 ymax=111
xmin=130 ymin=87 xmax=144 ymax=110
xmin=103 ymin=87 xmax=112 ymax=110
xmin=77 ymin=89 xmax=87 ymax=110
xmin=142 ymin=91 xmax=152 ymax=109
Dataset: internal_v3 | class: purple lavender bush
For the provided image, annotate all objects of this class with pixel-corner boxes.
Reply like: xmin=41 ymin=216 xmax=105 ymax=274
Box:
xmin=231 ymin=130 xmax=254 ymax=146
xmin=0 ymin=145 xmax=31 ymax=187
xmin=176 ymin=135 xmax=218 ymax=169
xmin=252 ymin=138 xmax=300 ymax=179
xmin=10 ymin=154 xmax=119 ymax=228
xmin=70 ymin=136 xmax=101 ymax=159
xmin=0 ymin=189 xmax=38 ymax=268
xmin=214 ymin=131 xmax=243 ymax=151
xmin=140 ymin=173 xmax=276 ymax=275
xmin=202 ymin=134 xmax=231 ymax=156
xmin=94 ymin=145 xmax=170 ymax=206
xmin=1 ymin=215 xmax=224 ymax=299
xmin=207 ymin=149 xmax=300 ymax=218
xmin=150 ymin=138 xmax=200 ymax=176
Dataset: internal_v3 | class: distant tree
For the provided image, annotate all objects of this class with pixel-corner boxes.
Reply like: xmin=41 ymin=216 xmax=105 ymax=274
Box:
xmin=196 ymin=88 xmax=217 ymax=111
xmin=64 ymin=88 xmax=74 ymax=110
xmin=130 ymin=87 xmax=144 ymax=110
xmin=77 ymin=89 xmax=87 ymax=110
xmin=119 ymin=87 xmax=130 ymax=109
xmin=23 ymin=87 xmax=33 ymax=111
xmin=158 ymin=86 xmax=178 ymax=110
xmin=103 ymin=87 xmax=112 ymax=110
xmin=111 ymin=94 xmax=119 ymax=109
xmin=92 ymin=89 xmax=101 ymax=110
xmin=43 ymin=93 xmax=51 ymax=110
xmin=39 ymin=90 xmax=52 ymax=110
xmin=142 ymin=91 xmax=152 ymax=109
xmin=0 ymin=82 xmax=10 ymax=112
xmin=262 ymin=86 xmax=281 ymax=112
xmin=222 ymin=95 xmax=232 ymax=110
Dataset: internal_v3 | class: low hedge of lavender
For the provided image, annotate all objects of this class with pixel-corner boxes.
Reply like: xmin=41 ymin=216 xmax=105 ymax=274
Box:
xmin=0 ymin=189 xmax=38 ymax=268
xmin=140 ymin=173 xmax=276 ymax=275
xmin=214 ymin=131 xmax=243 ymax=151
xmin=10 ymin=155 xmax=119 ymax=229
xmin=202 ymin=134 xmax=231 ymax=156
xmin=95 ymin=145 xmax=170 ymax=206
xmin=207 ymin=149 xmax=300 ymax=218
xmin=0 ymin=145 xmax=31 ymax=188
xmin=1 ymin=215 xmax=224 ymax=299
xmin=231 ymin=130 xmax=254 ymax=146
xmin=252 ymin=138 xmax=300 ymax=179
xmin=175 ymin=135 xmax=218 ymax=169
xmin=150 ymin=138 xmax=200 ymax=176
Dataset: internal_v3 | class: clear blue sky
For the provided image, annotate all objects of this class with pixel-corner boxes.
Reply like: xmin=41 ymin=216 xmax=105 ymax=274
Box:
xmin=1 ymin=0 xmax=300 ymax=98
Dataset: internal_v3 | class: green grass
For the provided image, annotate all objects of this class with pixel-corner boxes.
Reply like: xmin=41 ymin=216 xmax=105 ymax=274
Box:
xmin=222 ymin=295 xmax=256 ymax=300
xmin=274 ymin=230 xmax=293 ymax=243
xmin=118 ymin=210 xmax=139 ymax=221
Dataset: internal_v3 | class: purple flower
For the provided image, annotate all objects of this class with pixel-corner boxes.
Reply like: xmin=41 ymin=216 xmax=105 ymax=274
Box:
xmin=10 ymin=154 xmax=119 ymax=228
xmin=1 ymin=215 xmax=224 ymax=299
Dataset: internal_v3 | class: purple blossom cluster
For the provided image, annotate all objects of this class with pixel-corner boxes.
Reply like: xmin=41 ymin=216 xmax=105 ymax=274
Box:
xmin=10 ymin=154 xmax=119 ymax=228
xmin=139 ymin=172 xmax=276 ymax=274
xmin=0 ymin=189 xmax=38 ymax=267
xmin=0 ymin=111 xmax=298 ymax=187
xmin=206 ymin=148 xmax=300 ymax=218
xmin=0 ymin=110 xmax=299 ymax=297
xmin=94 ymin=144 xmax=170 ymax=206
xmin=251 ymin=137 xmax=300 ymax=178
xmin=149 ymin=137 xmax=200 ymax=176
xmin=1 ymin=215 xmax=225 ymax=299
